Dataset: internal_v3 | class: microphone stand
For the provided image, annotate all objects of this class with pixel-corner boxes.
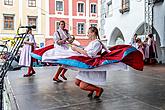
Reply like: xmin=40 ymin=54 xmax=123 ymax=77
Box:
xmin=0 ymin=27 xmax=29 ymax=109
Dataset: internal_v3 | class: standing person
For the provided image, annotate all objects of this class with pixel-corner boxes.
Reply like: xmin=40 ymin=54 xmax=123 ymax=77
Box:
xmin=148 ymin=34 xmax=157 ymax=64
xmin=71 ymin=27 xmax=106 ymax=99
xmin=136 ymin=38 xmax=145 ymax=60
xmin=130 ymin=34 xmax=138 ymax=47
xmin=143 ymin=37 xmax=149 ymax=63
xmin=42 ymin=20 xmax=74 ymax=82
xmin=19 ymin=28 xmax=36 ymax=77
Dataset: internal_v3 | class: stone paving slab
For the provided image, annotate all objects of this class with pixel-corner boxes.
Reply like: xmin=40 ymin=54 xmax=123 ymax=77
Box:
xmin=7 ymin=65 xmax=165 ymax=110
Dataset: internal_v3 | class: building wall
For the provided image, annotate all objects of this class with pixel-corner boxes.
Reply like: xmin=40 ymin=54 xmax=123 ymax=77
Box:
xmin=153 ymin=1 xmax=165 ymax=63
xmin=72 ymin=0 xmax=87 ymax=16
xmin=104 ymin=0 xmax=165 ymax=63
xmin=0 ymin=0 xmax=19 ymax=34
xmin=154 ymin=2 xmax=165 ymax=47
xmin=47 ymin=0 xmax=100 ymax=46
xmin=100 ymin=0 xmax=106 ymax=39
xmin=0 ymin=0 xmax=46 ymax=47
xmin=104 ymin=0 xmax=145 ymax=45
xmin=72 ymin=19 xmax=86 ymax=37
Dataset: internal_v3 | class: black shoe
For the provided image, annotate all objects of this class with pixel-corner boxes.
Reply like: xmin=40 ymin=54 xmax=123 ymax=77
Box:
xmin=60 ymin=74 xmax=67 ymax=80
xmin=94 ymin=88 xmax=104 ymax=99
xmin=93 ymin=96 xmax=100 ymax=100
xmin=31 ymin=71 xmax=36 ymax=75
xmin=87 ymin=92 xmax=93 ymax=97
xmin=53 ymin=78 xmax=63 ymax=83
xmin=23 ymin=74 xmax=33 ymax=77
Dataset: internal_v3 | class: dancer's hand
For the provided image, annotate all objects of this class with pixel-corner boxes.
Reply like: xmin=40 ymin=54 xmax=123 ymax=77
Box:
xmin=71 ymin=45 xmax=77 ymax=51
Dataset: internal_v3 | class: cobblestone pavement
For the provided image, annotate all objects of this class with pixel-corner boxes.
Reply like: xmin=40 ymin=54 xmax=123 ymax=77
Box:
xmin=7 ymin=64 xmax=165 ymax=110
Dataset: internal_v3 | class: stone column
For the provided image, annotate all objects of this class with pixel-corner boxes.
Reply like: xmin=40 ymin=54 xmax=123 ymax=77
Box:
xmin=160 ymin=46 xmax=165 ymax=63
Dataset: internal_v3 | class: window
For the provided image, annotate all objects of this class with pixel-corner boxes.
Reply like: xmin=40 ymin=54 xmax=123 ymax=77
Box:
xmin=4 ymin=14 xmax=14 ymax=30
xmin=28 ymin=0 xmax=36 ymax=7
xmin=56 ymin=1 xmax=63 ymax=11
xmin=101 ymin=8 xmax=106 ymax=18
xmin=107 ymin=1 xmax=113 ymax=17
xmin=91 ymin=24 xmax=97 ymax=27
xmin=122 ymin=0 xmax=129 ymax=9
xmin=91 ymin=4 xmax=96 ymax=13
xmin=56 ymin=21 xmax=60 ymax=30
xmin=101 ymin=0 xmax=106 ymax=4
xmin=119 ymin=0 xmax=130 ymax=14
xmin=4 ymin=0 xmax=13 ymax=5
xmin=28 ymin=16 xmax=37 ymax=28
xmin=78 ymin=23 xmax=85 ymax=34
xmin=78 ymin=3 xmax=84 ymax=12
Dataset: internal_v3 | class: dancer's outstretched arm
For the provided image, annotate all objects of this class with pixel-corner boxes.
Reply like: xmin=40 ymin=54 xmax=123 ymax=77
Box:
xmin=71 ymin=45 xmax=88 ymax=56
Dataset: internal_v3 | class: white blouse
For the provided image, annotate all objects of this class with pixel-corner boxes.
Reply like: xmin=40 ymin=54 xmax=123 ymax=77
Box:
xmin=84 ymin=39 xmax=102 ymax=58
xmin=76 ymin=39 xmax=107 ymax=85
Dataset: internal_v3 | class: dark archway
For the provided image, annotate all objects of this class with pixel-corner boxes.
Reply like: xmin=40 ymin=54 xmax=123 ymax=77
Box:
xmin=135 ymin=23 xmax=162 ymax=62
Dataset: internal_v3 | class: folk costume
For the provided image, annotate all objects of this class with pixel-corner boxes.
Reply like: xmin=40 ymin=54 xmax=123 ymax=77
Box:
xmin=19 ymin=34 xmax=36 ymax=66
xmin=19 ymin=33 xmax=36 ymax=77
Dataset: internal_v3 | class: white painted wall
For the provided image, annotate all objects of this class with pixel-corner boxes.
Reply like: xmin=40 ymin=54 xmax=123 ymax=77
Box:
xmin=153 ymin=2 xmax=165 ymax=47
xmin=104 ymin=0 xmax=145 ymax=45
xmin=103 ymin=0 xmax=165 ymax=63
xmin=153 ymin=1 xmax=165 ymax=63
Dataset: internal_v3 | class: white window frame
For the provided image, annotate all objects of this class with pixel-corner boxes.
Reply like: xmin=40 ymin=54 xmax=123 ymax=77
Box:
xmin=77 ymin=22 xmax=85 ymax=35
xmin=28 ymin=0 xmax=36 ymax=7
xmin=55 ymin=21 xmax=60 ymax=31
xmin=107 ymin=1 xmax=113 ymax=17
xmin=90 ymin=3 xmax=97 ymax=13
xmin=55 ymin=0 xmax=64 ymax=15
xmin=56 ymin=0 xmax=64 ymax=11
xmin=77 ymin=2 xmax=85 ymax=16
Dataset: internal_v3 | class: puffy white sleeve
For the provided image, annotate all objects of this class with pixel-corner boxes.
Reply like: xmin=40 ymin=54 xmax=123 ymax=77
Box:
xmin=53 ymin=31 xmax=61 ymax=44
xmin=85 ymin=41 xmax=102 ymax=58
xmin=29 ymin=35 xmax=35 ymax=43
xmin=28 ymin=34 xmax=36 ymax=47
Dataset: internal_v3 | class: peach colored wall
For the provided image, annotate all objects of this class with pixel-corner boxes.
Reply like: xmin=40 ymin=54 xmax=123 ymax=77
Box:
xmin=49 ymin=0 xmax=69 ymax=15
xmin=45 ymin=38 xmax=54 ymax=46
xmin=64 ymin=0 xmax=69 ymax=15
xmin=45 ymin=38 xmax=90 ymax=46
xmin=76 ymin=39 xmax=91 ymax=46
xmin=89 ymin=20 xmax=98 ymax=24
xmin=49 ymin=0 xmax=55 ymax=14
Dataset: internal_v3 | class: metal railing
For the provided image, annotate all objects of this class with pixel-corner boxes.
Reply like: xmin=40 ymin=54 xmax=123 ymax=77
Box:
xmin=0 ymin=32 xmax=27 ymax=109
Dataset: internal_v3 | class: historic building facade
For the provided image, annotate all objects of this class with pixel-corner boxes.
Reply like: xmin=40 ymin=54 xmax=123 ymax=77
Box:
xmin=46 ymin=0 xmax=100 ymax=46
xmin=102 ymin=0 xmax=165 ymax=63
xmin=0 ymin=0 xmax=46 ymax=47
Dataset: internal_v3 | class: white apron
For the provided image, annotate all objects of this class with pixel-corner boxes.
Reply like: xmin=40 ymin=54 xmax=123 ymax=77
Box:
xmin=19 ymin=34 xmax=36 ymax=66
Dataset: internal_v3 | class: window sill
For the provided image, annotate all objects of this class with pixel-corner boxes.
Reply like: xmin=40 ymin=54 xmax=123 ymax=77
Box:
xmin=119 ymin=8 xmax=130 ymax=14
xmin=3 ymin=28 xmax=14 ymax=30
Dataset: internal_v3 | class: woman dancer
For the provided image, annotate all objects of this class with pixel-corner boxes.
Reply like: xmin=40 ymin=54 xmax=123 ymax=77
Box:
xmin=42 ymin=20 xmax=74 ymax=82
xmin=43 ymin=27 xmax=108 ymax=98
xmin=19 ymin=28 xmax=36 ymax=77
xmin=71 ymin=27 xmax=105 ymax=99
